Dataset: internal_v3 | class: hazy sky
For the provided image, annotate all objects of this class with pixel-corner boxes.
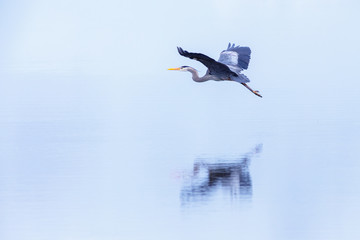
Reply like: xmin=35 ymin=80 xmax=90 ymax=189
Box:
xmin=1 ymin=0 xmax=359 ymax=75
xmin=0 ymin=0 xmax=359 ymax=120
xmin=1 ymin=0 xmax=359 ymax=124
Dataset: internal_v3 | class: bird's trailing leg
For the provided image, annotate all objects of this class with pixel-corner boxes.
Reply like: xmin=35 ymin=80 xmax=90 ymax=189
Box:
xmin=241 ymin=83 xmax=262 ymax=98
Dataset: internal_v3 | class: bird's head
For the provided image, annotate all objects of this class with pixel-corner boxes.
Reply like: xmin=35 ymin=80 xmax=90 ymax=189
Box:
xmin=168 ymin=66 xmax=192 ymax=72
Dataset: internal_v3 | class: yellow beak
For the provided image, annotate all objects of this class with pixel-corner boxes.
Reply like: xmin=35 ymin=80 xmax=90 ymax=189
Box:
xmin=167 ymin=67 xmax=180 ymax=70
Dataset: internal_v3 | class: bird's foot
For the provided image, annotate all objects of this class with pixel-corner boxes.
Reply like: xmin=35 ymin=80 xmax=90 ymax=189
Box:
xmin=253 ymin=90 xmax=262 ymax=98
xmin=241 ymin=83 xmax=263 ymax=98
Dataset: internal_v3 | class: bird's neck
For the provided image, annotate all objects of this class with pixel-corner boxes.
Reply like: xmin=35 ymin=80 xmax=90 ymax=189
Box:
xmin=187 ymin=68 xmax=211 ymax=82
xmin=188 ymin=68 xmax=200 ymax=81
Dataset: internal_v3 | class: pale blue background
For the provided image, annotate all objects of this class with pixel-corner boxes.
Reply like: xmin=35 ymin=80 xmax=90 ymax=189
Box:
xmin=0 ymin=1 xmax=360 ymax=240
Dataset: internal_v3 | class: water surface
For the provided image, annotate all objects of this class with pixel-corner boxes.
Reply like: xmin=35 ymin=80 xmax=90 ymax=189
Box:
xmin=0 ymin=71 xmax=359 ymax=240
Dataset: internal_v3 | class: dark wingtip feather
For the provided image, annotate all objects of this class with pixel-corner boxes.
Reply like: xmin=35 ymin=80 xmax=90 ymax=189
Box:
xmin=177 ymin=47 xmax=185 ymax=56
xmin=227 ymin=42 xmax=237 ymax=50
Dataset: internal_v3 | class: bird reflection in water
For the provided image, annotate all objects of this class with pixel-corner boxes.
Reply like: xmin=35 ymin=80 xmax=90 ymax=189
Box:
xmin=180 ymin=144 xmax=262 ymax=205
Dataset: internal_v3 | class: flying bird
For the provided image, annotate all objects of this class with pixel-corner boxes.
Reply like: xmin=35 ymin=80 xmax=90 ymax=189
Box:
xmin=168 ymin=43 xmax=262 ymax=98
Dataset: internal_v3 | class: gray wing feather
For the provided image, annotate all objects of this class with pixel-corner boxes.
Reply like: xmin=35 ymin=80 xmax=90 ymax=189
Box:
xmin=218 ymin=43 xmax=251 ymax=71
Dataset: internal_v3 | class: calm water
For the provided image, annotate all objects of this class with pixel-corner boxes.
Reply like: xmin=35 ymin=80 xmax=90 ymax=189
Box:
xmin=0 ymin=72 xmax=359 ymax=240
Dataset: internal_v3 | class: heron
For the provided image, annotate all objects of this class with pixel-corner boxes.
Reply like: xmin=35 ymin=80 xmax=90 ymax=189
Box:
xmin=168 ymin=43 xmax=262 ymax=98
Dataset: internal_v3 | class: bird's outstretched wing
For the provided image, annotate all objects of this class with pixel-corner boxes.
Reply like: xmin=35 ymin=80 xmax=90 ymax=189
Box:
xmin=177 ymin=47 xmax=236 ymax=77
xmin=218 ymin=43 xmax=251 ymax=72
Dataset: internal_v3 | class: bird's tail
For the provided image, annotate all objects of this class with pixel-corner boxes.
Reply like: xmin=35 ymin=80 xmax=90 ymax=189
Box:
xmin=231 ymin=73 xmax=250 ymax=83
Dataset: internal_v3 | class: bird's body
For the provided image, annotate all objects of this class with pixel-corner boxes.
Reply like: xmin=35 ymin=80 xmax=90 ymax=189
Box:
xmin=168 ymin=43 xmax=262 ymax=97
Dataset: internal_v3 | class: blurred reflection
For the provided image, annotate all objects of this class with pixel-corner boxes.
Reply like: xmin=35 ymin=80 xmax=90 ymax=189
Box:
xmin=181 ymin=144 xmax=262 ymax=205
